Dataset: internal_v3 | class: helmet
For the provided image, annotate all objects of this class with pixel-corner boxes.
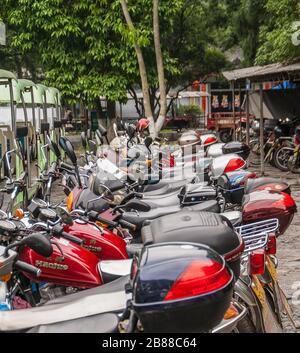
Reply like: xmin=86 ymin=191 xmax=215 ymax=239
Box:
xmin=295 ymin=125 xmax=300 ymax=140
xmin=131 ymin=242 xmax=234 ymax=333
xmin=136 ymin=118 xmax=150 ymax=132
xmin=274 ymin=125 xmax=283 ymax=139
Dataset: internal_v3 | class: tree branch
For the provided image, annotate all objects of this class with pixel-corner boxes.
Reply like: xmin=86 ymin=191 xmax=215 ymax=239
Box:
xmin=128 ymin=86 xmax=143 ymax=117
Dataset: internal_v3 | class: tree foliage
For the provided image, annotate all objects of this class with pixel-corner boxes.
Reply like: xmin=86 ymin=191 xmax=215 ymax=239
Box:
xmin=1 ymin=0 xmax=229 ymax=109
xmin=2 ymin=0 xmax=299 ymax=112
xmin=256 ymin=0 xmax=300 ymax=64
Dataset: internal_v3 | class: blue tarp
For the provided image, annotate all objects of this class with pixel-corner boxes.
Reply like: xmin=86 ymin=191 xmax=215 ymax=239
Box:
xmin=272 ymin=81 xmax=297 ymax=90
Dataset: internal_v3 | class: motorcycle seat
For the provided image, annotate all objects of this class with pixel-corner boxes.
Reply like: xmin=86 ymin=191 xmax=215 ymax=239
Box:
xmin=141 ymin=211 xmax=241 ymax=256
xmin=142 ymin=191 xmax=180 ymax=206
xmin=27 ymin=313 xmax=120 ymax=333
xmin=122 ymin=200 xmax=220 ymax=231
xmin=141 ymin=211 xmax=242 ymax=279
xmin=244 ymin=178 xmax=287 ymax=194
xmin=0 ymin=276 xmax=129 ymax=331
xmin=76 ymin=188 xmax=110 ymax=213
xmin=143 ymin=179 xmax=190 ymax=196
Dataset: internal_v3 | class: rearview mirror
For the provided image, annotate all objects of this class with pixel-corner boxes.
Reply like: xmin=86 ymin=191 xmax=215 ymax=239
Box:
xmin=59 ymin=137 xmax=77 ymax=165
xmin=46 ymin=135 xmax=61 ymax=159
xmin=56 ymin=206 xmax=74 ymax=225
xmin=94 ymin=183 xmax=114 ymax=202
xmin=21 ymin=233 xmax=53 ymax=258
xmin=144 ymin=137 xmax=153 ymax=149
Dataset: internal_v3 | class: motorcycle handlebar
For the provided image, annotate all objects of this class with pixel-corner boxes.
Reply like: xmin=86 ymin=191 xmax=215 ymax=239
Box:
xmin=14 ymin=260 xmax=41 ymax=277
xmin=88 ymin=211 xmax=118 ymax=228
xmin=60 ymin=231 xmax=84 ymax=246
xmin=118 ymin=219 xmax=136 ymax=232
xmin=51 ymin=224 xmax=83 ymax=245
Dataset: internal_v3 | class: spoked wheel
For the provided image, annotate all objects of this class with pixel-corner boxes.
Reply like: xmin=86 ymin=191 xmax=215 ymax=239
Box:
xmin=219 ymin=129 xmax=232 ymax=143
xmin=274 ymin=147 xmax=294 ymax=171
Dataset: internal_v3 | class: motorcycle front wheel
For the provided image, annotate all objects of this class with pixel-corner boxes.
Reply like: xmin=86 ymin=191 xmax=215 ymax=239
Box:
xmin=274 ymin=147 xmax=294 ymax=171
xmin=219 ymin=129 xmax=233 ymax=143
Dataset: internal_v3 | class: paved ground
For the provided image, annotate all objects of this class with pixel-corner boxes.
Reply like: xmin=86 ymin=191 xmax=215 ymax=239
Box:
xmin=249 ymin=154 xmax=300 ymax=332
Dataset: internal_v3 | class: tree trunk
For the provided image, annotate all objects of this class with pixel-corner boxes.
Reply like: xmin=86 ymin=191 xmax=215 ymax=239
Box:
xmin=107 ymin=100 xmax=117 ymax=142
xmin=95 ymin=97 xmax=103 ymax=118
xmin=153 ymin=0 xmax=167 ymax=133
xmin=120 ymin=0 xmax=156 ymax=137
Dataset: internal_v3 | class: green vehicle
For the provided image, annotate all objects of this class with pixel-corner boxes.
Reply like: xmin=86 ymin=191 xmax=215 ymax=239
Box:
xmin=0 ymin=71 xmax=64 ymax=208
xmin=0 ymin=69 xmax=22 ymax=178
xmin=0 ymin=70 xmax=33 ymax=206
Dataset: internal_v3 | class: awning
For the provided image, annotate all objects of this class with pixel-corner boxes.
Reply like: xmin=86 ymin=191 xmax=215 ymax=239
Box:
xmin=0 ymin=69 xmax=16 ymax=80
xmin=223 ymin=60 xmax=300 ymax=83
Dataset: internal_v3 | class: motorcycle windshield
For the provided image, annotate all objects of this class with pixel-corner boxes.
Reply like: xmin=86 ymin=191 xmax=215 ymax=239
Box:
xmin=96 ymin=158 xmax=127 ymax=181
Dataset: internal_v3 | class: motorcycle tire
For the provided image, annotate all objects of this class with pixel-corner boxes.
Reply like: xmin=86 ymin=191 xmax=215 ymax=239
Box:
xmin=219 ymin=129 xmax=232 ymax=143
xmin=269 ymin=151 xmax=276 ymax=167
xmin=236 ymin=314 xmax=256 ymax=333
xmin=274 ymin=147 xmax=294 ymax=172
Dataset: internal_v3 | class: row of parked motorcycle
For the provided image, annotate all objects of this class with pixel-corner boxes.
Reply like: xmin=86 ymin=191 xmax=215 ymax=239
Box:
xmin=0 ymin=119 xmax=298 ymax=333
xmin=250 ymin=117 xmax=300 ymax=173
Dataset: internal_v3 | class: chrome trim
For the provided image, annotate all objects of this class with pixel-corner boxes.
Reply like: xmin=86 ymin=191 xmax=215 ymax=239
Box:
xmin=212 ymin=301 xmax=247 ymax=333
xmin=235 ymin=219 xmax=279 ymax=253
xmin=235 ymin=218 xmax=279 ymax=237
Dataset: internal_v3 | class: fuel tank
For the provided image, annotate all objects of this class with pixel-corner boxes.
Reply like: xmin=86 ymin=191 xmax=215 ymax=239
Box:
xmin=63 ymin=220 xmax=129 ymax=260
xmin=242 ymin=190 xmax=297 ymax=235
xmin=18 ymin=237 xmax=102 ymax=288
